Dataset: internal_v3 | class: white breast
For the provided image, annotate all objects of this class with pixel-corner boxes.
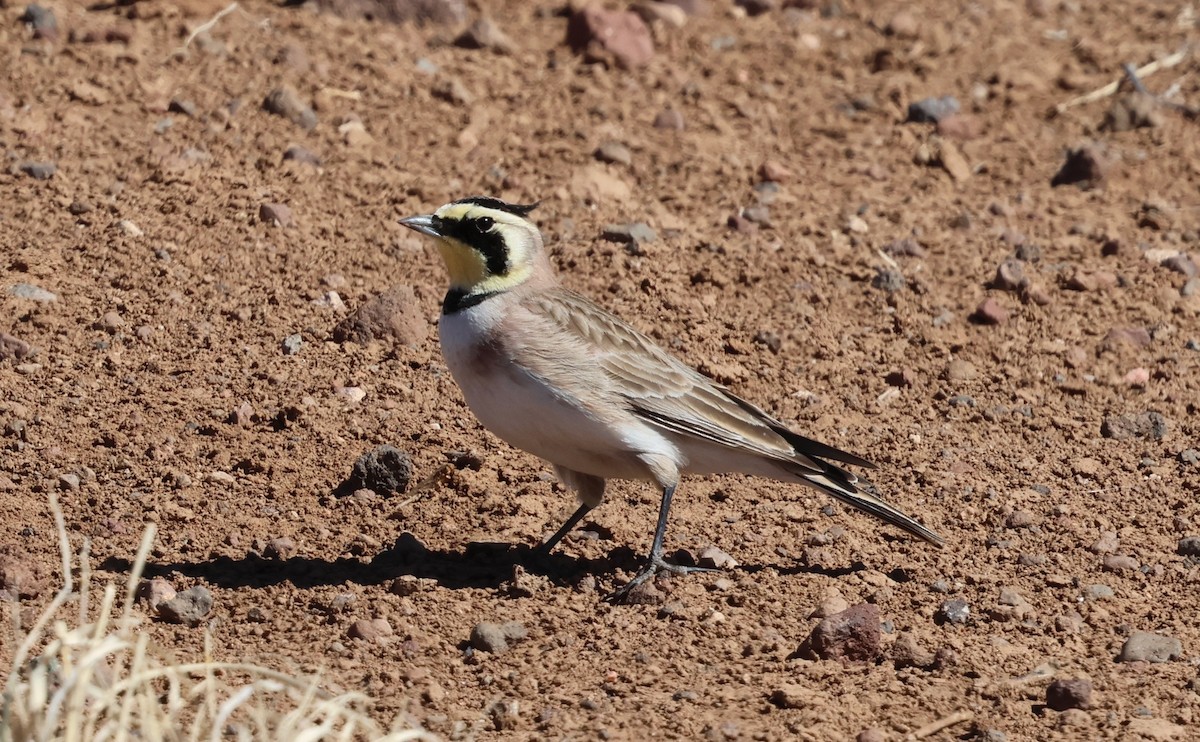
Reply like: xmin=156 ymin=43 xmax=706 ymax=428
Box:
xmin=438 ymin=302 xmax=678 ymax=482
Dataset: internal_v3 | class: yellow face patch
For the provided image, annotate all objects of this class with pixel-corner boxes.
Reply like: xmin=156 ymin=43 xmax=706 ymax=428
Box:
xmin=430 ymin=202 xmax=534 ymax=294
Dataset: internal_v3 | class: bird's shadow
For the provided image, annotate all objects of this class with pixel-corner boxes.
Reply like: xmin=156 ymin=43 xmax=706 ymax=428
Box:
xmin=98 ymin=535 xmax=642 ymax=592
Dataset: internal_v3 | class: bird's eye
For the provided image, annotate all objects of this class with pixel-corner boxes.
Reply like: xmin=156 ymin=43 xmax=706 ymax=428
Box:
xmin=474 ymin=216 xmax=494 ymax=233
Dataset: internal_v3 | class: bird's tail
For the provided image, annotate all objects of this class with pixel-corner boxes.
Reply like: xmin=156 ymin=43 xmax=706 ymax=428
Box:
xmin=788 ymin=463 xmax=944 ymax=546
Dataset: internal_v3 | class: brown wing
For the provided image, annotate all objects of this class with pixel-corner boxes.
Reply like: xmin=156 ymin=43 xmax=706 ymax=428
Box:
xmin=523 ymin=289 xmax=874 ymax=472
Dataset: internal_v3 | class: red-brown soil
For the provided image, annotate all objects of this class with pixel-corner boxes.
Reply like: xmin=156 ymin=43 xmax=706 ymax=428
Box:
xmin=3 ymin=0 xmax=1199 ymax=739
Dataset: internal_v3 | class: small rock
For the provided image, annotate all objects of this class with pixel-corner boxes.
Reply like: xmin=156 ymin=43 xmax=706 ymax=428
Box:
xmin=1046 ymin=678 xmax=1093 ymax=711
xmin=758 ymin=160 xmax=792 ymax=183
xmin=1102 ymin=554 xmax=1139 ymax=572
xmin=314 ymin=0 xmax=467 ymax=25
xmin=21 ymin=4 xmax=58 ymax=40
xmin=340 ymin=445 xmax=413 ymax=497
xmin=801 ymin=603 xmax=880 ymax=662
xmin=1118 ymin=631 xmax=1182 ymax=663
xmin=348 ymin=617 xmax=393 ymax=642
xmin=697 ymin=545 xmax=737 ymax=569
xmin=264 ymin=537 xmax=296 ymax=560
xmin=0 ymin=333 xmax=35 ymax=363
xmin=1006 ymin=510 xmax=1037 ymax=529
xmin=504 ymin=564 xmax=549 ymax=598
xmin=944 ymin=359 xmax=977 ymax=382
xmin=470 ymin=621 xmax=528 ymax=653
xmin=1123 ymin=367 xmax=1150 ymax=387
xmin=769 ymin=684 xmax=813 ymax=710
xmin=566 ymin=7 xmax=655 ymax=69
xmin=1161 ymin=253 xmax=1198 ymax=278
xmin=871 ymin=268 xmax=905 ymax=293
xmin=992 ymin=259 xmax=1027 ymax=292
xmin=1102 ymin=326 xmax=1152 ymax=350
xmin=601 ymin=223 xmax=657 ymax=245
xmin=972 ymin=298 xmax=1009 ymax=325
xmin=0 ymin=552 xmax=45 ymax=601
xmin=936 ymin=113 xmax=983 ymax=141
xmin=262 ymin=85 xmax=317 ymax=130
xmin=1085 ymin=584 xmax=1114 ymax=600
xmin=19 ymin=161 xmax=56 ymax=180
xmin=653 ymin=108 xmax=685 ymax=130
xmin=158 ymin=586 xmax=214 ymax=627
xmin=1063 ymin=269 xmax=1117 ymax=292
xmin=58 ymin=473 xmax=81 ymax=491
xmin=1051 ymin=145 xmax=1108 ymax=188
xmin=10 ymin=283 xmax=57 ymax=303
xmin=283 ymin=145 xmax=322 ymax=166
xmin=455 ymin=17 xmax=515 ymax=53
xmin=432 ymin=77 xmax=473 ymax=106
xmin=1090 ymin=531 xmax=1119 ymax=554
xmin=281 ymin=333 xmax=303 ymax=355
xmin=259 ymin=203 xmax=294 ymax=227
xmin=1177 ymin=536 xmax=1200 ymax=556
xmin=891 ymin=631 xmax=935 ymax=669
xmin=882 ymin=238 xmax=926 ymax=258
xmin=906 ymin=96 xmax=960 ymax=123
xmin=332 ymin=286 xmax=428 ymax=346
xmin=938 ymin=598 xmax=970 ymax=625
xmin=734 ymin=0 xmax=776 ymax=15
xmin=1101 ymin=411 xmax=1169 ymax=441
xmin=116 ymin=220 xmax=143 ymax=238
xmin=168 ymin=99 xmax=197 ymax=117
xmin=595 ymin=141 xmax=633 ymax=166
xmin=632 ymin=1 xmax=688 ymax=28
xmin=136 ymin=578 xmax=177 ymax=611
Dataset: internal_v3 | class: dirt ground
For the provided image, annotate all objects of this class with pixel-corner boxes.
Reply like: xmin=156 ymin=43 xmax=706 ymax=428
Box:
xmin=3 ymin=0 xmax=1200 ymax=739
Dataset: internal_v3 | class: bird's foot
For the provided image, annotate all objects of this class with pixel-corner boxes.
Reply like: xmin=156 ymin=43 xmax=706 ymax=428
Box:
xmin=605 ymin=550 xmax=718 ymax=603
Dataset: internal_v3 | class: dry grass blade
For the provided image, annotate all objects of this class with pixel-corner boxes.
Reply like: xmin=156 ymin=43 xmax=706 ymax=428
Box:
xmin=1 ymin=494 xmax=436 ymax=742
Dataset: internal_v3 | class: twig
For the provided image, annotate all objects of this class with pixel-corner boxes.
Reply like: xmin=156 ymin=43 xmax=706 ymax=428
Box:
xmin=907 ymin=709 xmax=973 ymax=740
xmin=1121 ymin=62 xmax=1200 ymax=119
xmin=1055 ymin=47 xmax=1191 ymax=114
xmin=181 ymin=2 xmax=240 ymax=50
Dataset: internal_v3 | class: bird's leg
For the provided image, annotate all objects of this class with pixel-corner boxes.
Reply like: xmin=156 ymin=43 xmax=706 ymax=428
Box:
xmin=534 ymin=502 xmax=593 ymax=556
xmin=607 ymin=483 xmax=716 ymax=602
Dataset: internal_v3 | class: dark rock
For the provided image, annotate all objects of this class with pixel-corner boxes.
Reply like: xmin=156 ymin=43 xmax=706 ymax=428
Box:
xmin=1046 ymin=678 xmax=1093 ymax=711
xmin=871 ymin=268 xmax=906 ymax=293
xmin=21 ymin=4 xmax=58 ymax=40
xmin=800 ymin=603 xmax=881 ymax=662
xmin=1101 ymin=412 xmax=1168 ymax=441
xmin=906 ymin=96 xmax=960 ymax=123
xmin=1177 ymin=536 xmax=1200 ymax=556
xmin=971 ymin=298 xmax=1009 ymax=325
xmin=566 ymin=7 xmax=654 ymax=69
xmin=601 ymin=223 xmax=657 ymax=245
xmin=281 ymin=333 xmax=303 ymax=355
xmin=283 ymin=145 xmax=322 ymax=166
xmin=1051 ymin=145 xmax=1108 ymax=188
xmin=158 ymin=586 xmax=214 ymax=627
xmin=332 ymin=286 xmax=428 ymax=346
xmin=937 ymin=598 xmax=970 ymax=625
xmin=991 ymin=259 xmax=1027 ymax=291
xmin=340 ymin=445 xmax=413 ymax=497
xmin=19 ymin=161 xmax=56 ymax=180
xmin=735 ymin=0 xmax=777 ymax=16
xmin=168 ymin=99 xmax=197 ymax=117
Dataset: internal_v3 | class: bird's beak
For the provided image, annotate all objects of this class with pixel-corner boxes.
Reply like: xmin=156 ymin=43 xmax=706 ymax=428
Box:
xmin=398 ymin=214 xmax=441 ymax=238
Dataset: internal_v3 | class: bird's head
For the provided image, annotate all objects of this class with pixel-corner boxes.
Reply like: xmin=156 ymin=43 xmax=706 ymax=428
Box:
xmin=400 ymin=196 xmax=546 ymax=297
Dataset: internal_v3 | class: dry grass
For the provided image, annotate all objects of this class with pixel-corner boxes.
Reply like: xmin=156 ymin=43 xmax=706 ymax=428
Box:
xmin=2 ymin=495 xmax=435 ymax=742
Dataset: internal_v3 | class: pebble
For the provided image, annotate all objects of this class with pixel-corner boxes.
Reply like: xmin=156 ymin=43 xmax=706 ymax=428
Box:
xmin=1062 ymin=269 xmax=1117 ymax=292
xmin=633 ymin=2 xmax=688 ymax=28
xmin=938 ymin=598 xmax=970 ymax=625
xmin=595 ymin=141 xmax=633 ymax=166
xmin=168 ymin=99 xmax=197 ymax=117
xmin=601 ymin=223 xmax=657 ymax=245
xmin=1089 ymin=531 xmax=1119 ymax=554
xmin=58 ymin=473 xmax=80 ymax=491
xmin=758 ymin=160 xmax=792 ymax=183
xmin=1161 ymin=254 xmax=1198 ymax=277
xmin=697 ymin=545 xmax=737 ymax=569
xmin=262 ymin=85 xmax=317 ymax=130
xmin=1176 ymin=536 xmax=1200 ymax=556
xmin=1123 ymin=368 xmax=1150 ymax=387
xmin=802 ymin=603 xmax=880 ymax=662
xmin=136 ymin=577 xmax=177 ymax=611
xmin=0 ymin=552 xmax=45 ymax=600
xmin=735 ymin=0 xmax=776 ymax=15
xmin=991 ymin=259 xmax=1027 ymax=292
xmin=891 ymin=631 xmax=935 ymax=669
xmin=264 ymin=537 xmax=296 ymax=559
xmin=283 ymin=145 xmax=322 ymax=166
xmin=870 ymin=268 xmax=905 ymax=293
xmin=21 ymin=4 xmax=58 ymax=40
xmin=1118 ymin=631 xmax=1182 ymax=663
xmin=10 ymin=283 xmax=57 ymax=303
xmin=906 ymin=96 xmax=960 ymax=123
xmin=281 ymin=333 xmax=303 ymax=355
xmin=653 ymin=108 xmax=685 ymax=130
xmin=1046 ymin=678 xmax=1093 ymax=711
xmin=19 ymin=161 xmax=56 ymax=180
xmin=454 ymin=17 xmax=515 ymax=53
xmin=1102 ymin=326 xmax=1152 ymax=349
xmin=1085 ymin=583 xmax=1114 ymax=600
xmin=331 ymin=285 xmax=428 ymax=346
xmin=566 ymin=7 xmax=654 ymax=69
xmin=348 ymin=617 xmax=393 ymax=643
xmin=342 ymin=445 xmax=413 ymax=497
xmin=972 ymin=298 xmax=1009 ymax=325
xmin=1006 ymin=510 xmax=1037 ymax=529
xmin=259 ymin=203 xmax=294 ymax=227
xmin=470 ymin=621 xmax=528 ymax=653
xmin=0 ymin=332 xmax=35 ymax=362
xmin=432 ymin=77 xmax=473 ymax=106
xmin=158 ymin=586 xmax=214 ymax=627
xmin=1102 ymin=554 xmax=1139 ymax=572
xmin=1100 ymin=411 xmax=1168 ymax=441
xmin=882 ymin=238 xmax=926 ymax=258
xmin=1051 ymin=145 xmax=1108 ymax=188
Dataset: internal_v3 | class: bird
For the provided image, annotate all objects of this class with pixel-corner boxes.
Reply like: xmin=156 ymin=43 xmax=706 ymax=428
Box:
xmin=399 ymin=196 xmax=943 ymax=600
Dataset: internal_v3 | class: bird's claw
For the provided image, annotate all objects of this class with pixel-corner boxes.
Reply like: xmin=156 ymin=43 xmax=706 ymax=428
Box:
xmin=605 ymin=551 xmax=719 ymax=603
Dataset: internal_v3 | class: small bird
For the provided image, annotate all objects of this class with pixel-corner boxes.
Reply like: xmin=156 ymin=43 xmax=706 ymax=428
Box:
xmin=400 ymin=196 xmax=942 ymax=600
